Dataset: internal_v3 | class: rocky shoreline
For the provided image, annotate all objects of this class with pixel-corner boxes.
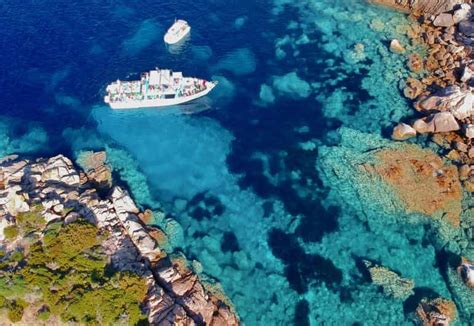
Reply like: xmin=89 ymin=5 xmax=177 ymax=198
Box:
xmin=371 ymin=1 xmax=474 ymax=192
xmin=366 ymin=1 xmax=474 ymax=324
xmin=0 ymin=153 xmax=239 ymax=325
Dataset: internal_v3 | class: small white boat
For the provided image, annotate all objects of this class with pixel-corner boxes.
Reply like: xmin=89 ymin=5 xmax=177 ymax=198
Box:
xmin=164 ymin=19 xmax=191 ymax=45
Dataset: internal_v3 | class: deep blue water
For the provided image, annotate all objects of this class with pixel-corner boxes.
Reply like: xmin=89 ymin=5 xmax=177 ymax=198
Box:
xmin=1 ymin=0 xmax=469 ymax=325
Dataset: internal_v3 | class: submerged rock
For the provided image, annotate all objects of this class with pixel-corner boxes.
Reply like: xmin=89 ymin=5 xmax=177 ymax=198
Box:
xmin=364 ymin=260 xmax=415 ymax=300
xmin=318 ymin=128 xmax=463 ymax=236
xmin=416 ymin=298 xmax=457 ymax=326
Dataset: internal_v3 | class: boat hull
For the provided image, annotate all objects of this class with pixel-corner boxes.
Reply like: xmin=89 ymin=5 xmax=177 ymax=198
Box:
xmin=106 ymin=83 xmax=215 ymax=110
xmin=164 ymin=26 xmax=191 ymax=45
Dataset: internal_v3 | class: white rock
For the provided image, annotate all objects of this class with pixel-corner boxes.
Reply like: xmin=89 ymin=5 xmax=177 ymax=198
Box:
xmin=42 ymin=155 xmax=80 ymax=185
xmin=461 ymin=66 xmax=474 ymax=83
xmin=465 ymin=124 xmax=474 ymax=138
xmin=0 ymin=218 xmax=10 ymax=241
xmin=111 ymin=187 xmax=139 ymax=218
xmin=43 ymin=211 xmax=62 ymax=223
xmin=389 ymin=39 xmax=405 ymax=53
xmin=453 ymin=4 xmax=472 ymax=24
xmin=5 ymin=187 xmax=29 ymax=216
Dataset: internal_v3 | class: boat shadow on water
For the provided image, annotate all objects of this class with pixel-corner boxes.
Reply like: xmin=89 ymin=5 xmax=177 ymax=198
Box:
xmin=95 ymin=96 xmax=215 ymax=119
xmin=165 ymin=33 xmax=191 ymax=55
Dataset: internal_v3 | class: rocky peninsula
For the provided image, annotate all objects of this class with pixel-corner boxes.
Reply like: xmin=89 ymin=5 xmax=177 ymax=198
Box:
xmin=0 ymin=153 xmax=239 ymax=325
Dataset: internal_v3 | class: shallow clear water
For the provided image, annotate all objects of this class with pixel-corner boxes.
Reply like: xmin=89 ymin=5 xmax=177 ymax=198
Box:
xmin=1 ymin=0 xmax=468 ymax=324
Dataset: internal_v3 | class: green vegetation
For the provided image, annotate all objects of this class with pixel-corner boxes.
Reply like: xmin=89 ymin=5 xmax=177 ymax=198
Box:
xmin=3 ymin=225 xmax=19 ymax=240
xmin=1 ymin=218 xmax=148 ymax=324
xmin=6 ymin=299 xmax=27 ymax=322
xmin=37 ymin=306 xmax=50 ymax=321
xmin=15 ymin=205 xmax=46 ymax=235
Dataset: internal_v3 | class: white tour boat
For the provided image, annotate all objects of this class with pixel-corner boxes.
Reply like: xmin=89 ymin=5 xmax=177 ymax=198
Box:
xmin=164 ymin=19 xmax=191 ymax=45
xmin=104 ymin=68 xmax=217 ymax=110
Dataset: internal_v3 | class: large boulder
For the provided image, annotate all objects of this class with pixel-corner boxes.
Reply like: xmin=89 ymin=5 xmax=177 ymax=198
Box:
xmin=434 ymin=13 xmax=455 ymax=27
xmin=392 ymin=123 xmax=417 ymax=140
xmin=413 ymin=112 xmax=460 ymax=134
xmin=415 ymin=86 xmax=474 ymax=120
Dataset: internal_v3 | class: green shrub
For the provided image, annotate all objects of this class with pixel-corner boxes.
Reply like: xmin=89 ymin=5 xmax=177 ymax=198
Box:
xmin=6 ymin=299 xmax=27 ymax=323
xmin=0 ymin=295 xmax=6 ymax=307
xmin=3 ymin=226 xmax=19 ymax=240
xmin=2 ymin=219 xmax=148 ymax=325
xmin=37 ymin=306 xmax=50 ymax=321
xmin=10 ymin=251 xmax=24 ymax=263
xmin=16 ymin=207 xmax=45 ymax=234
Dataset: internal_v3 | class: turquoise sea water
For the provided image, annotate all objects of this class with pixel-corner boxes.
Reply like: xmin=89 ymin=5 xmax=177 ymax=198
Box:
xmin=1 ymin=0 xmax=472 ymax=324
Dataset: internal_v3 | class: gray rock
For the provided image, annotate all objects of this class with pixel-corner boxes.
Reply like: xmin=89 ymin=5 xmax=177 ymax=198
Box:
xmin=434 ymin=13 xmax=455 ymax=27
xmin=459 ymin=20 xmax=474 ymax=37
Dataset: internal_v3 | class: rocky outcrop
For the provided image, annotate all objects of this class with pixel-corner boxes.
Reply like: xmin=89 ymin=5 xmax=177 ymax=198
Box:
xmin=76 ymin=151 xmax=112 ymax=190
xmin=416 ymin=298 xmax=458 ymax=326
xmin=371 ymin=145 xmax=463 ymax=227
xmin=318 ymin=128 xmax=465 ymax=239
xmin=368 ymin=0 xmax=465 ymax=15
xmin=0 ymin=154 xmax=239 ymax=326
xmin=457 ymin=258 xmax=474 ymax=288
